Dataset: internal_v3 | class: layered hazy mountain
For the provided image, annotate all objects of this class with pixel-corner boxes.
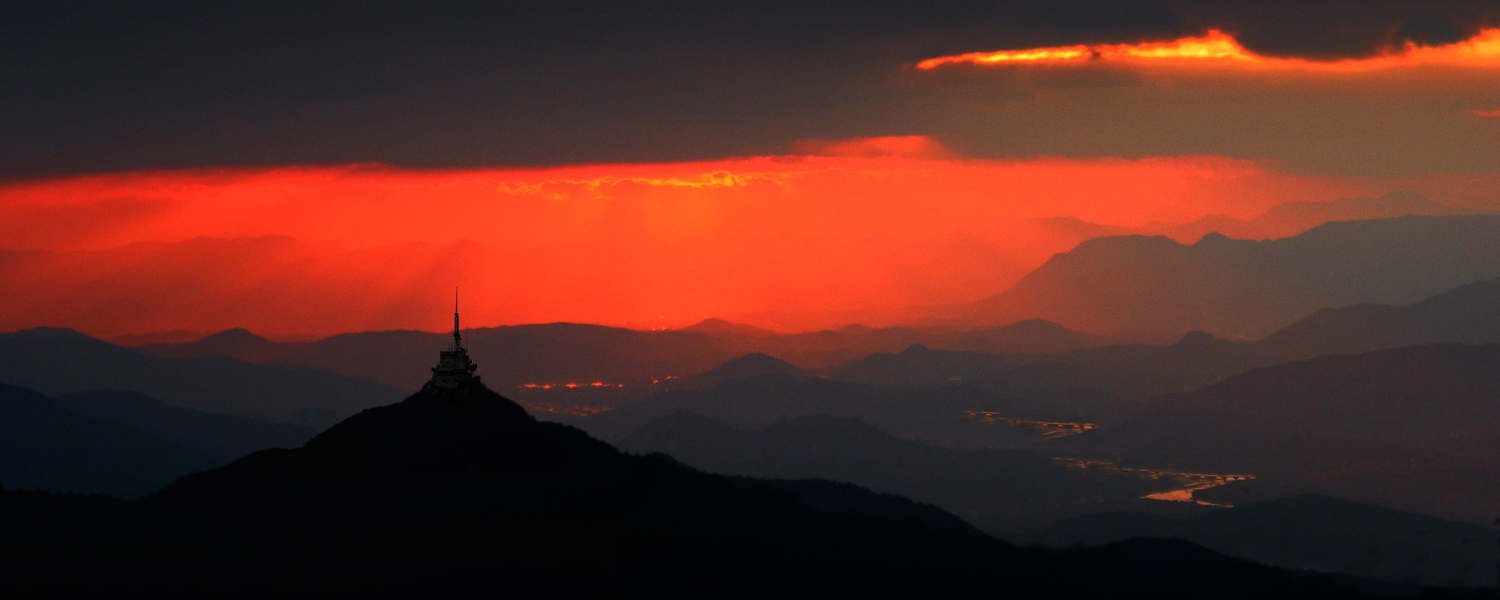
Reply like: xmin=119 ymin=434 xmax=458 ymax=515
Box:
xmin=0 ymin=328 xmax=401 ymax=427
xmin=559 ymin=374 xmax=1056 ymax=450
xmin=1144 ymin=192 xmax=1473 ymax=243
xmin=828 ymin=277 xmax=1500 ymax=417
xmin=1261 ymin=278 xmax=1500 ymax=358
xmin=0 ymin=383 xmax=216 ymax=497
xmin=618 ymin=412 xmax=1181 ymax=535
xmin=54 ymin=389 xmax=318 ymax=460
xmin=945 ymin=215 xmax=1500 ymax=338
xmin=1027 ymin=495 xmax=1499 ymax=589
xmin=131 ymin=319 xmax=1132 ymax=388
xmin=623 ymin=413 xmax=1500 ymax=588
xmin=1 ymin=384 xmax=318 ymax=497
xmin=1051 ymin=343 xmax=1500 ymax=524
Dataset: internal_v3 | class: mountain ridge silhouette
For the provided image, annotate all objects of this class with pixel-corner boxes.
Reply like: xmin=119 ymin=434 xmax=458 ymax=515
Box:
xmin=0 ymin=327 xmax=401 ymax=427
xmin=944 ymin=215 xmax=1500 ymax=337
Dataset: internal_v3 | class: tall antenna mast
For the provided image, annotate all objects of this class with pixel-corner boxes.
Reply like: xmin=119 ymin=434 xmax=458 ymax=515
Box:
xmin=453 ymin=287 xmax=462 ymax=350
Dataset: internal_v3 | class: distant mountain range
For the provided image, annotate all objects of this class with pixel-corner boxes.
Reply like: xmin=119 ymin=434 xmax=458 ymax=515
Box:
xmin=120 ymin=319 xmax=1141 ymax=419
xmin=130 ymin=318 xmax=1136 ymax=389
xmin=942 ymin=215 xmax=1500 ymax=338
xmin=835 ymin=277 xmax=1500 ymax=418
xmin=1261 ymin=278 xmax=1500 ymax=359
xmin=676 ymin=318 xmax=1152 ymax=368
xmin=1027 ymin=495 xmax=1500 ymax=589
xmin=0 ymin=328 xmax=401 ymax=426
xmin=559 ymin=373 xmax=1057 ymax=450
xmin=618 ymin=412 xmax=1181 ymax=535
xmin=1145 ymin=192 xmax=1473 ymax=243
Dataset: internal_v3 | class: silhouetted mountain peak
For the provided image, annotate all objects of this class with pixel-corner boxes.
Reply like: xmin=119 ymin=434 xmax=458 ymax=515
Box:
xmin=902 ymin=343 xmax=931 ymax=355
xmin=197 ymin=328 xmax=270 ymax=345
xmin=139 ymin=327 xmax=292 ymax=362
xmin=688 ymin=352 xmax=809 ymax=389
xmin=1066 ymin=234 xmax=1182 ymax=256
xmin=1171 ymin=330 xmax=1231 ymax=350
xmin=679 ymin=318 xmax=777 ymax=337
xmin=301 ymin=380 xmax=533 ymax=455
xmin=723 ymin=352 xmax=797 ymax=369
xmin=8 ymin=327 xmax=93 ymax=340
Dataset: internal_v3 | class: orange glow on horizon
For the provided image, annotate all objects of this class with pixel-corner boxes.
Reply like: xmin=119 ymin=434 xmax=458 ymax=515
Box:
xmin=0 ymin=148 xmax=1397 ymax=337
xmin=1472 ymin=109 xmax=1500 ymax=118
xmin=917 ymin=28 xmax=1500 ymax=72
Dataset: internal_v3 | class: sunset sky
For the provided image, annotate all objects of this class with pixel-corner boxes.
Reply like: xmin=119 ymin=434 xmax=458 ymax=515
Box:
xmin=5 ymin=1 xmax=1500 ymax=337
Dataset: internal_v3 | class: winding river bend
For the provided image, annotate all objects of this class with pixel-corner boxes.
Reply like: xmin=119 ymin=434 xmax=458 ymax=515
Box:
xmin=964 ymin=411 xmax=1254 ymax=506
xmin=963 ymin=411 xmax=1096 ymax=438
xmin=1054 ymin=458 xmax=1255 ymax=507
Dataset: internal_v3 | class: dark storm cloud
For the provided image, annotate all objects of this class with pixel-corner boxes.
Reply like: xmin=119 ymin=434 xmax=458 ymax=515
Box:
xmin=2 ymin=1 xmax=1498 ymax=179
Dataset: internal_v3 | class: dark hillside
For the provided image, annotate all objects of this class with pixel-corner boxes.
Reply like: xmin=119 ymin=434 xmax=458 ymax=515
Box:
xmin=0 ymin=381 xmax=1395 ymax=596
xmin=0 ymin=384 xmax=215 ymax=497
xmin=55 ymin=389 xmax=318 ymax=460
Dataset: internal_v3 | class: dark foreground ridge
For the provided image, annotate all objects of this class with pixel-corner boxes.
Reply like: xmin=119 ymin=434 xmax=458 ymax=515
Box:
xmin=0 ymin=383 xmax=1453 ymax=596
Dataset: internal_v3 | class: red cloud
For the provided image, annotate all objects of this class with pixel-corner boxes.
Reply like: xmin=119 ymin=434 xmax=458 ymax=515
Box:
xmin=918 ymin=28 xmax=1500 ymax=72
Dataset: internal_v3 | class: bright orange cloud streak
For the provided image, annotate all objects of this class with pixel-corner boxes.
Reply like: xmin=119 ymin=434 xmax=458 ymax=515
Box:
xmin=917 ymin=28 xmax=1500 ymax=72
xmin=0 ymin=147 xmax=1388 ymax=337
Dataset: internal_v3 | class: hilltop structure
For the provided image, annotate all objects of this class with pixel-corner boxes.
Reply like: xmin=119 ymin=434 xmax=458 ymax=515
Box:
xmin=429 ymin=292 xmax=479 ymax=391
